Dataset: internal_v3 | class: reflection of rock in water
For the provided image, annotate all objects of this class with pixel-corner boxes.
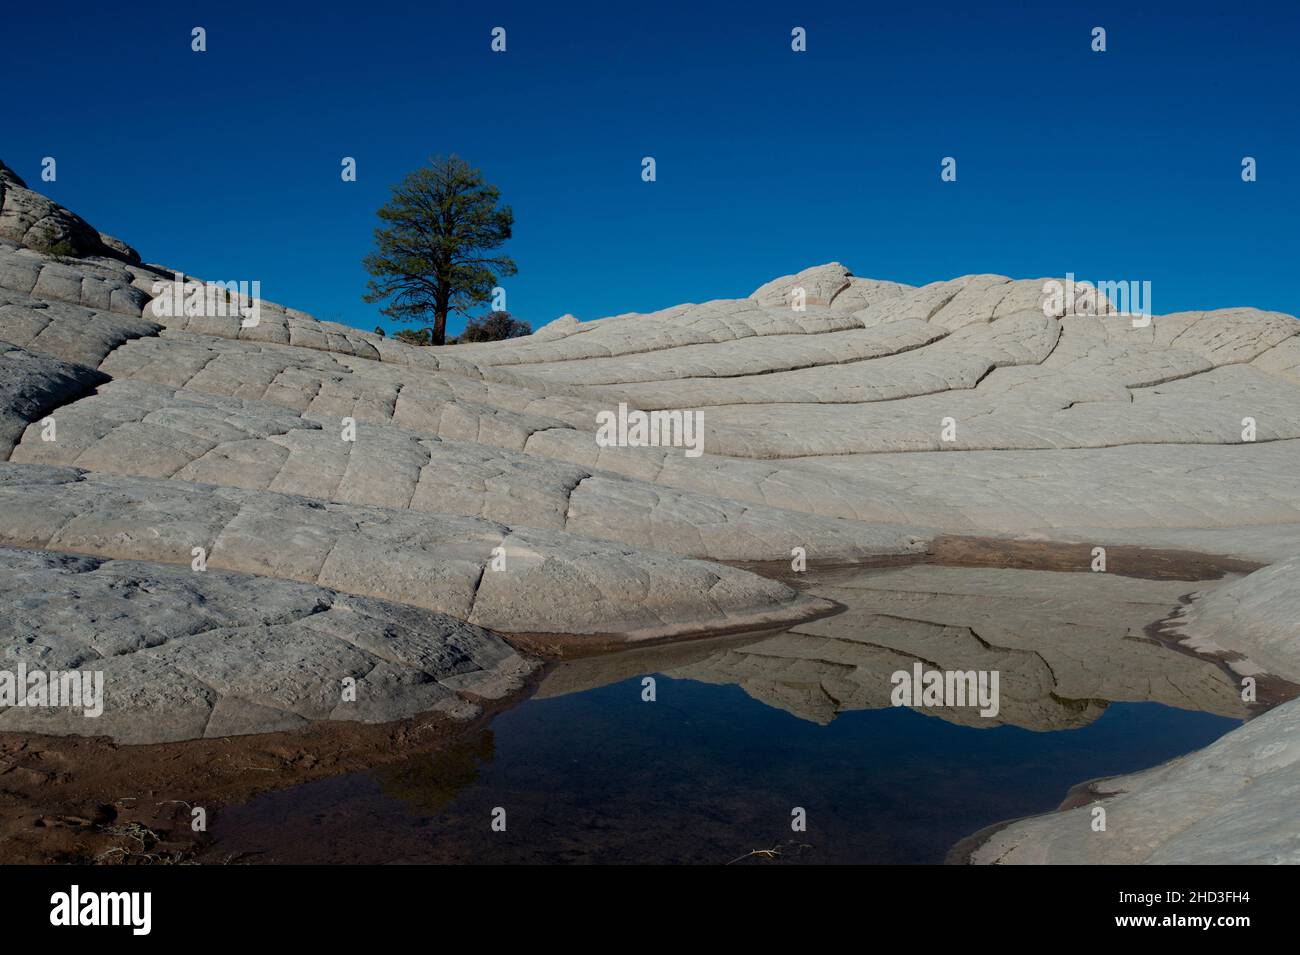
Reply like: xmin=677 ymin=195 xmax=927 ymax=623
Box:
xmin=540 ymin=566 xmax=1249 ymax=732
xmin=671 ymin=620 xmax=1061 ymax=729
xmin=373 ymin=730 xmax=496 ymax=816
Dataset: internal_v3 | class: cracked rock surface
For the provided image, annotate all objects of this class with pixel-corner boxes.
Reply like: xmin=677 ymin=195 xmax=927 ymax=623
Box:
xmin=0 ymin=546 xmax=537 ymax=744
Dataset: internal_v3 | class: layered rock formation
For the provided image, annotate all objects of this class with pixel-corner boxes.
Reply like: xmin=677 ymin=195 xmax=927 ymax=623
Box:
xmin=1 ymin=160 xmax=1297 ymax=863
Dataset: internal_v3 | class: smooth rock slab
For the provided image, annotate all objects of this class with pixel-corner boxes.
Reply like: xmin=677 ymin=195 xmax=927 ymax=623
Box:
xmin=481 ymin=319 xmax=945 ymax=389
xmin=0 ymin=463 xmax=833 ymax=642
xmin=968 ymin=697 xmax=1300 ymax=864
xmin=1169 ymin=554 xmax=1300 ymax=679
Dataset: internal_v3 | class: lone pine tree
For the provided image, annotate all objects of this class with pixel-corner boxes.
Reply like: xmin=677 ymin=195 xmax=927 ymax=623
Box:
xmin=363 ymin=156 xmax=516 ymax=346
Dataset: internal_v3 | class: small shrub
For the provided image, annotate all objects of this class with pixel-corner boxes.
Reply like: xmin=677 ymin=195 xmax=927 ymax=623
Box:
xmin=456 ymin=311 xmax=531 ymax=343
xmin=393 ymin=327 xmax=433 ymax=346
xmin=31 ymin=225 xmax=79 ymax=259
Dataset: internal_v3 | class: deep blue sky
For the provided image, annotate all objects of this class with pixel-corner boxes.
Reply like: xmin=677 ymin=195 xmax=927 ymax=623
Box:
xmin=5 ymin=1 xmax=1296 ymax=336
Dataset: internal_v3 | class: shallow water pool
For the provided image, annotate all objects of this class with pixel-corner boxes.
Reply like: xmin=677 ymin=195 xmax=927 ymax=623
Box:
xmin=205 ymin=671 xmax=1238 ymax=864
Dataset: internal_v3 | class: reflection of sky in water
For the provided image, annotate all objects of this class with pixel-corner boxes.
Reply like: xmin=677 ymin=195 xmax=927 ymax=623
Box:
xmin=208 ymin=676 xmax=1238 ymax=864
